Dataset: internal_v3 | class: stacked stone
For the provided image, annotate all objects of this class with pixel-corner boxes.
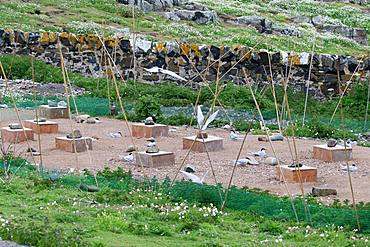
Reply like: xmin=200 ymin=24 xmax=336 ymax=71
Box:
xmin=0 ymin=28 xmax=368 ymax=97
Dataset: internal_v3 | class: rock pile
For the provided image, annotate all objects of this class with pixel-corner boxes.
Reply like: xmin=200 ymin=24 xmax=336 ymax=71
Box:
xmin=0 ymin=79 xmax=86 ymax=97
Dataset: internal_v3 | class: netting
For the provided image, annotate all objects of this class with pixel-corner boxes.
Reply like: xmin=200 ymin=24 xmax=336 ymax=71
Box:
xmin=3 ymin=162 xmax=368 ymax=234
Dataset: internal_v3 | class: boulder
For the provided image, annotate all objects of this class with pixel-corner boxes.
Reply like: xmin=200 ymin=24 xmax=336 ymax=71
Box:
xmin=117 ymin=0 xmax=179 ymax=12
xmin=170 ymin=10 xmax=218 ymax=24
xmin=311 ymin=15 xmax=326 ymax=27
xmin=312 ymin=187 xmax=337 ymax=197
xmin=234 ymin=16 xmax=272 ymax=34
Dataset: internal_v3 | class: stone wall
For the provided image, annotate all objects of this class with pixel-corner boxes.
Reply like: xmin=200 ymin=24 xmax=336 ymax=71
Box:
xmin=0 ymin=29 xmax=369 ymax=98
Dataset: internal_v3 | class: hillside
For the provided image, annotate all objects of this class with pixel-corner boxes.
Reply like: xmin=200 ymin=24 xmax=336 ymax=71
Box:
xmin=0 ymin=0 xmax=369 ymax=55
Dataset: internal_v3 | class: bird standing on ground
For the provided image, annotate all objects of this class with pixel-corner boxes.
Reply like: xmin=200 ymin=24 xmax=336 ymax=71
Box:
xmin=234 ymin=156 xmax=259 ymax=166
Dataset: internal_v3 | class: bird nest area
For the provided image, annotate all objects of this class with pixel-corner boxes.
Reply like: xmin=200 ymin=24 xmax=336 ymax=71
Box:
xmin=1 ymin=109 xmax=370 ymax=205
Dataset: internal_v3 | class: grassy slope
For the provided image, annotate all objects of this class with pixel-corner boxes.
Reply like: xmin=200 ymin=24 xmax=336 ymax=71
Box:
xmin=0 ymin=0 xmax=368 ymax=55
xmin=0 ymin=166 xmax=369 ymax=247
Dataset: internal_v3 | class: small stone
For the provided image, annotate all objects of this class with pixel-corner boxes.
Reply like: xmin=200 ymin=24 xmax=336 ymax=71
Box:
xmin=146 ymin=146 xmax=159 ymax=153
xmin=312 ymin=187 xmax=337 ymax=197
xmin=58 ymin=101 xmax=67 ymax=107
xmin=265 ymin=157 xmax=278 ymax=166
xmin=126 ymin=145 xmax=137 ymax=152
xmin=86 ymin=118 xmax=97 ymax=124
xmin=288 ymin=162 xmax=303 ymax=168
xmin=66 ymin=130 xmax=82 ymax=139
xmin=9 ymin=123 xmax=22 ymax=129
xmin=79 ymin=184 xmax=100 ymax=192
xmin=327 ymin=138 xmax=337 ymax=147
xmin=47 ymin=100 xmax=58 ymax=107
xmin=270 ymin=133 xmax=284 ymax=141
xmin=34 ymin=117 xmax=47 ymax=122
xmin=196 ymin=132 xmax=208 ymax=139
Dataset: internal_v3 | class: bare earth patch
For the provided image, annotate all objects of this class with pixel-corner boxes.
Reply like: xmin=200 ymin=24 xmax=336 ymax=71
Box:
xmin=1 ymin=109 xmax=369 ymax=204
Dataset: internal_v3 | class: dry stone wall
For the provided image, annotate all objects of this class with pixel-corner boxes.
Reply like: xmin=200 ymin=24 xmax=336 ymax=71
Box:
xmin=0 ymin=29 xmax=369 ymax=98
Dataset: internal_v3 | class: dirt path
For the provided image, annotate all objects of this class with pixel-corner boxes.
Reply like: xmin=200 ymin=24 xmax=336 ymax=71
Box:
xmin=1 ymin=109 xmax=369 ymax=204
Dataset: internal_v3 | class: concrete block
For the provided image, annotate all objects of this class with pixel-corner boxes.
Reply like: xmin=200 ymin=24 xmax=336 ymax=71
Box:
xmin=131 ymin=123 xmax=169 ymax=138
xmin=276 ymin=165 xmax=317 ymax=183
xmin=183 ymin=135 xmax=223 ymax=152
xmin=23 ymin=120 xmax=58 ymax=134
xmin=55 ymin=137 xmax=92 ymax=153
xmin=313 ymin=144 xmax=352 ymax=162
xmin=1 ymin=127 xmax=34 ymax=143
xmin=135 ymin=151 xmax=175 ymax=167
xmin=39 ymin=105 xmax=69 ymax=119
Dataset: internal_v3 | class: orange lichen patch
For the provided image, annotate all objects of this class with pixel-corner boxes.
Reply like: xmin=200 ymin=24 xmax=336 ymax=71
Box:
xmin=190 ymin=44 xmax=200 ymax=57
xmin=155 ymin=42 xmax=165 ymax=53
xmin=180 ymin=43 xmax=190 ymax=56
xmin=40 ymin=32 xmax=50 ymax=45
xmin=104 ymin=37 xmax=118 ymax=48
xmin=289 ymin=54 xmax=300 ymax=65
xmin=87 ymin=34 xmax=103 ymax=50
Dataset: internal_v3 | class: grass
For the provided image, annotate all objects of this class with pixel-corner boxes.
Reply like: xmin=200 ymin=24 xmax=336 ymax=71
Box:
xmin=0 ymin=0 xmax=368 ymax=55
xmin=0 ymin=164 xmax=369 ymax=246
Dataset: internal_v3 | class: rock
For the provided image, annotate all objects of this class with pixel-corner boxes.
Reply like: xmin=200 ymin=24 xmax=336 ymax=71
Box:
xmin=196 ymin=131 xmax=208 ymax=139
xmin=171 ymin=10 xmax=218 ymax=25
xmin=9 ymin=123 xmax=22 ymax=129
xmin=273 ymin=27 xmax=302 ymax=37
xmin=233 ymin=16 xmax=272 ymax=34
xmin=265 ymin=157 xmax=278 ymax=166
xmin=110 ymin=103 xmax=118 ymax=116
xmin=34 ymin=117 xmax=47 ymax=122
xmin=184 ymin=166 xmax=195 ymax=173
xmin=66 ymin=130 xmax=82 ymax=139
xmin=146 ymin=146 xmax=160 ymax=153
xmin=327 ymin=138 xmax=337 ymax=147
xmin=311 ymin=15 xmax=326 ymax=27
xmin=270 ymin=133 xmax=284 ymax=141
xmin=47 ymin=100 xmax=58 ymax=107
xmin=126 ymin=145 xmax=137 ymax=152
xmin=288 ymin=162 xmax=303 ymax=168
xmin=312 ymin=187 xmax=337 ymax=197
xmin=162 ymin=12 xmax=181 ymax=22
xmin=58 ymin=101 xmax=67 ymax=107
xmin=86 ymin=118 xmax=97 ymax=124
xmin=117 ymin=0 xmax=179 ymax=12
xmin=79 ymin=184 xmax=100 ymax=192
xmin=75 ymin=114 xmax=90 ymax=123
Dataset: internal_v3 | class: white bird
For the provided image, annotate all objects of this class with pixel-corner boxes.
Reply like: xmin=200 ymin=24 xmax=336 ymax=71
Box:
xmin=109 ymin=132 xmax=123 ymax=138
xmin=234 ymin=156 xmax=259 ymax=166
xmin=222 ymin=124 xmax=232 ymax=130
xmin=144 ymin=67 xmax=186 ymax=81
xmin=197 ymin=105 xmax=219 ymax=131
xmin=229 ymin=130 xmax=241 ymax=141
xmin=120 ymin=153 xmax=134 ymax=162
xmin=180 ymin=170 xmax=209 ymax=184
xmin=340 ymin=164 xmax=358 ymax=172
xmin=251 ymin=148 xmax=267 ymax=158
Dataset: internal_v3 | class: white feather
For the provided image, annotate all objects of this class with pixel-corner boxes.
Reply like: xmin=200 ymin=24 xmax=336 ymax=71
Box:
xmin=197 ymin=105 xmax=205 ymax=130
xmin=202 ymin=110 xmax=219 ymax=130
xmin=180 ymin=170 xmax=208 ymax=184
xmin=144 ymin=67 xmax=186 ymax=81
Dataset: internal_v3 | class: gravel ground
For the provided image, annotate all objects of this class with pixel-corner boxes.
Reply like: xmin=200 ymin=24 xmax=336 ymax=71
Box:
xmin=1 ymin=109 xmax=370 ymax=204
xmin=0 ymin=241 xmax=26 ymax=247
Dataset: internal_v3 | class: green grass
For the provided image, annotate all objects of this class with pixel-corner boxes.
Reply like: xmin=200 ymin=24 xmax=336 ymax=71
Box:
xmin=0 ymin=0 xmax=368 ymax=55
xmin=0 ymin=164 xmax=369 ymax=246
